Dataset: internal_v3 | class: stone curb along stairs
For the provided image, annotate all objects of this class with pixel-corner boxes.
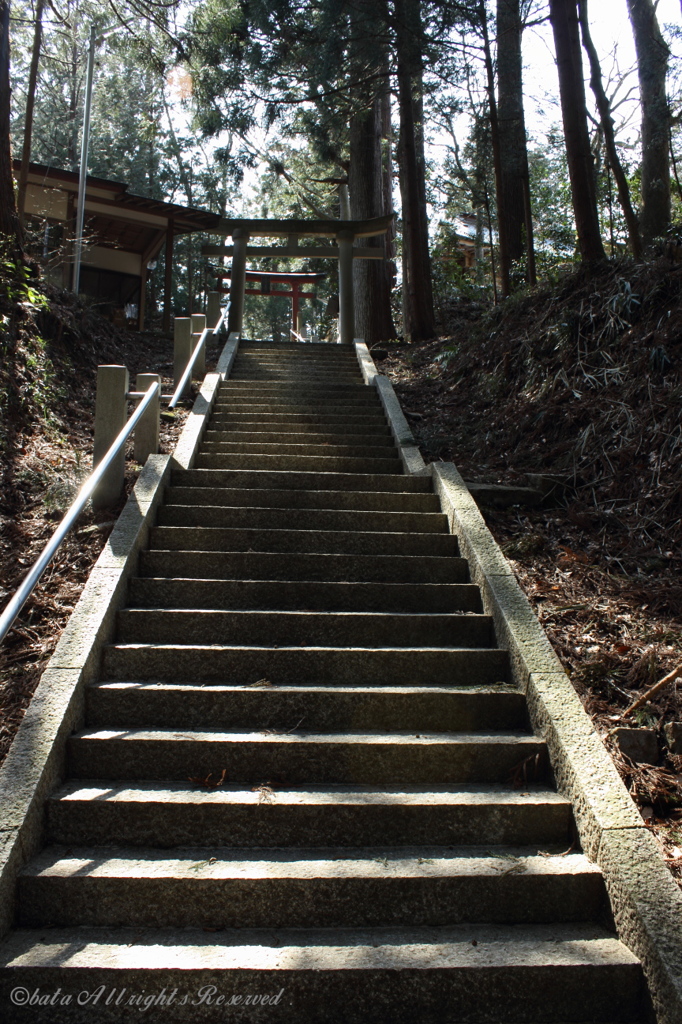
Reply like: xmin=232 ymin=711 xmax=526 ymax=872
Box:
xmin=0 ymin=333 xmax=679 ymax=1022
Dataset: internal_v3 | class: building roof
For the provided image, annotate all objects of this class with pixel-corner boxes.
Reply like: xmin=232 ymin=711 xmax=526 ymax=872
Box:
xmin=15 ymin=161 xmax=221 ymax=259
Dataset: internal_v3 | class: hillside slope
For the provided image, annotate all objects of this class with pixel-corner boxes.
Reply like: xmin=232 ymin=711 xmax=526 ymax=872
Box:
xmin=0 ymin=269 xmax=199 ymax=767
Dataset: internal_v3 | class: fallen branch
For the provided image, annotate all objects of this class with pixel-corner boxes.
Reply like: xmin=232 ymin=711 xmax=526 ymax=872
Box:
xmin=625 ymin=663 xmax=682 ymax=717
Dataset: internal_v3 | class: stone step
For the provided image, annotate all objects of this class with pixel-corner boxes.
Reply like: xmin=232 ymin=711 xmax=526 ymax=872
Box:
xmin=227 ymin=370 xmax=363 ymax=378
xmin=220 ymin=382 xmax=369 ymax=393
xmin=228 ymin=355 xmax=361 ymax=362
xmin=209 ymin=413 xmax=389 ymax=427
xmin=67 ymin=729 xmax=545 ymax=784
xmin=156 ymin=505 xmax=448 ymax=534
xmin=204 ymin=429 xmax=395 ymax=445
xmin=230 ymin=355 xmax=359 ymax=361
xmin=213 ymin=396 xmax=381 ymax=409
xmin=165 ymin=486 xmax=441 ymax=512
xmin=139 ymin=550 xmax=468 ymax=584
xmin=18 ymin=846 xmax=605 ymax=929
xmin=0 ymin=925 xmax=643 ymax=1024
xmin=227 ymin=372 xmax=364 ymax=383
xmin=148 ymin=526 xmax=457 ymax=557
xmin=233 ymin=350 xmax=359 ymax=359
xmin=126 ymin=579 xmax=478 ymax=613
xmin=0 ymin=339 xmax=645 ymax=1024
xmin=116 ymin=609 xmax=493 ymax=649
xmin=236 ymin=345 xmax=356 ymax=354
xmin=201 ymin=441 xmax=398 ymax=459
xmin=217 ymin=391 xmax=372 ymax=403
xmin=194 ymin=454 xmax=403 ymax=474
xmin=231 ymin=361 xmax=360 ymax=368
xmin=231 ymin=357 xmax=360 ymax=364
xmin=230 ymin=357 xmax=361 ymax=364
xmin=212 ymin=406 xmax=384 ymax=419
xmin=236 ymin=347 xmax=356 ymax=355
xmin=101 ymin=645 xmax=508 ymax=686
xmin=227 ymin=373 xmax=364 ymax=383
xmin=217 ymin=395 xmax=375 ymax=407
xmin=46 ymin=782 xmax=572 ymax=847
xmin=85 ymin=684 xmax=523 ymax=732
xmin=231 ymin=355 xmax=360 ymax=360
xmin=226 ymin=372 xmax=367 ymax=380
xmin=172 ymin=469 xmax=432 ymax=492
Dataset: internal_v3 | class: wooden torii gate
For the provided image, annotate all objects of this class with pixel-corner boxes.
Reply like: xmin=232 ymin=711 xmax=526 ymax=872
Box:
xmin=216 ymin=269 xmax=327 ymax=340
xmin=202 ymin=215 xmax=393 ymax=344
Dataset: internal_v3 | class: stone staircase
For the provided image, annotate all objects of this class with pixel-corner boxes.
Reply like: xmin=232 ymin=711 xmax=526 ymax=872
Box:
xmin=0 ymin=342 xmax=646 ymax=1022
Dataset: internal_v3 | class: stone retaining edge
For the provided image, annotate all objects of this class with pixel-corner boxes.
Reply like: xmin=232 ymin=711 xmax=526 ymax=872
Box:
xmin=430 ymin=461 xmax=682 ymax=1024
xmin=354 ymin=340 xmax=427 ymax=476
xmin=0 ymin=334 xmax=240 ymax=941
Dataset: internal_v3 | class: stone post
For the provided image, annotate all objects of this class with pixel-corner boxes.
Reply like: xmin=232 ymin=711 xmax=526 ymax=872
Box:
xmin=227 ymin=228 xmax=250 ymax=337
xmin=336 ymin=229 xmax=355 ymax=345
xmin=133 ymin=373 xmax=160 ymax=466
xmin=191 ymin=313 xmax=207 ymax=377
xmin=93 ymin=364 xmax=129 ymax=508
xmin=173 ymin=317 xmax=192 ymax=397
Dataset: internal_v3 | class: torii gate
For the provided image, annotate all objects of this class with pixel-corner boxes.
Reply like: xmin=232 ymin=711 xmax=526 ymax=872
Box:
xmin=202 ymin=215 xmax=393 ymax=344
xmin=216 ymin=269 xmax=327 ymax=340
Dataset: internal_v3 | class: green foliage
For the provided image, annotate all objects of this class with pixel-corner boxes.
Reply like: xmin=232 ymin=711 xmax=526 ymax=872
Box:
xmin=527 ymin=132 xmax=578 ymax=266
xmin=0 ymin=249 xmax=48 ymax=310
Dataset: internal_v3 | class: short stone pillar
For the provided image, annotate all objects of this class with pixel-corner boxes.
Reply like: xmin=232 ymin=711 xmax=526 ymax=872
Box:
xmin=207 ymin=291 xmax=221 ymax=331
xmin=93 ymin=364 xmax=129 ymax=508
xmin=227 ymin=228 xmax=250 ymax=337
xmin=173 ymin=317 xmax=192 ymax=397
xmin=133 ymin=373 xmax=160 ymax=466
xmin=336 ymin=229 xmax=355 ymax=345
xmin=191 ymin=313 xmax=207 ymax=377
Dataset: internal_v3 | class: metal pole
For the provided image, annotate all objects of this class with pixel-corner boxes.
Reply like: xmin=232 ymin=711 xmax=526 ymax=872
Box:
xmin=72 ymin=25 xmax=96 ymax=294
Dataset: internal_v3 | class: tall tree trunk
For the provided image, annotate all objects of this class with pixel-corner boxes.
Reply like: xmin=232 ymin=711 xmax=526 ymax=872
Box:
xmin=347 ymin=2 xmax=396 ymax=344
xmin=68 ymin=37 xmax=79 ymax=171
xmin=548 ymin=0 xmax=605 ymax=261
xmin=578 ymin=0 xmax=642 ymax=256
xmin=394 ymin=0 xmax=435 ymax=341
xmin=381 ymin=79 xmax=396 ymax=269
xmin=477 ymin=0 xmax=510 ymax=296
xmin=626 ymin=0 xmax=670 ymax=245
xmin=496 ymin=0 xmax=536 ymax=285
xmin=0 ymin=0 xmax=21 ymax=250
xmin=349 ymin=94 xmax=396 ymax=343
xmin=17 ymin=0 xmax=45 ymax=227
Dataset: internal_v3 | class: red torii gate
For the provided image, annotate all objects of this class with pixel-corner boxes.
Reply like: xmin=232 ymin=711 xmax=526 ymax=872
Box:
xmin=217 ymin=269 xmax=327 ymax=340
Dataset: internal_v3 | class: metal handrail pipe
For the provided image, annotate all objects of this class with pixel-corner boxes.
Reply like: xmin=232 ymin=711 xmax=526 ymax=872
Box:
xmin=168 ymin=329 xmax=208 ymax=410
xmin=127 ymin=392 xmax=175 ymax=402
xmin=0 ymin=380 xmax=160 ymax=645
xmin=168 ymin=301 xmax=231 ymax=410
